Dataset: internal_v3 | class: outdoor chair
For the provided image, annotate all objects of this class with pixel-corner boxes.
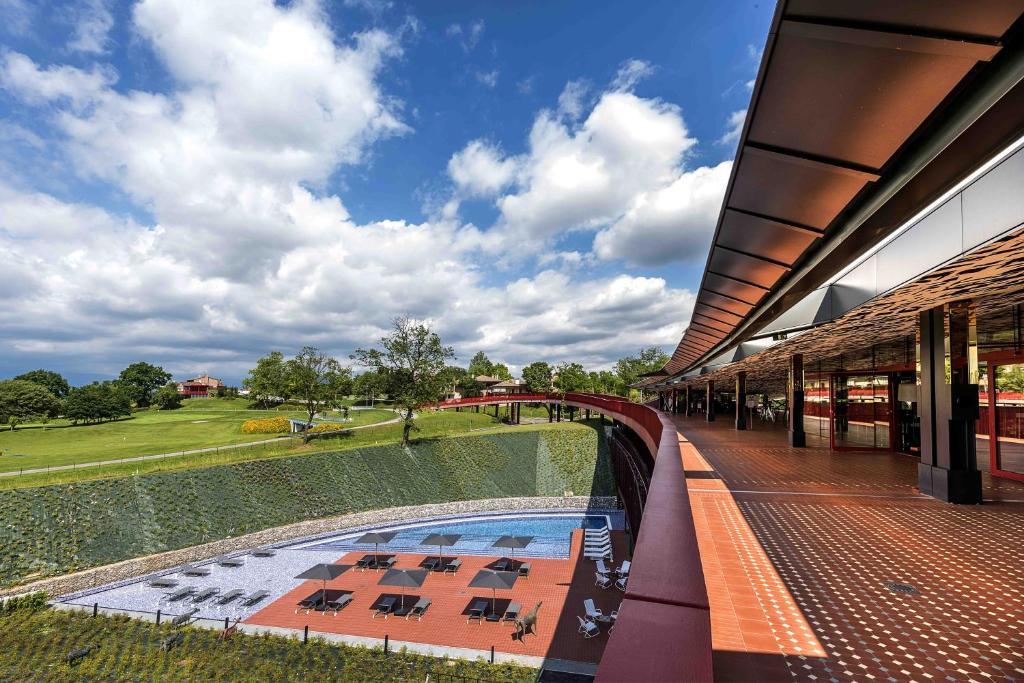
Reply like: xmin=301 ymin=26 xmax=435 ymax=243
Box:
xmin=502 ymin=601 xmax=521 ymax=623
xmin=192 ymin=587 xmax=220 ymax=603
xmin=615 ymin=575 xmax=628 ymax=591
xmin=595 ymin=571 xmax=612 ymax=589
xmin=493 ymin=558 xmax=512 ymax=572
xmin=218 ymin=558 xmax=244 ymax=568
xmin=584 ymin=598 xmax=604 ymax=622
xmin=216 ymin=589 xmax=245 ymax=605
xmin=467 ymin=599 xmax=488 ymax=623
xmin=596 ymin=559 xmax=611 ymax=576
xmin=356 ymin=555 xmax=375 ymax=570
xmin=406 ymin=598 xmax=431 ymax=621
xmin=181 ymin=567 xmax=210 ymax=577
xmin=241 ymin=590 xmax=269 ymax=606
xmin=148 ymin=578 xmax=178 ymax=589
xmin=165 ymin=587 xmax=194 ymax=602
xmin=251 ymin=549 xmax=276 ymax=558
xmin=373 ymin=596 xmax=397 ymax=619
xmin=421 ymin=557 xmax=441 ymax=571
xmin=326 ymin=593 xmax=353 ymax=616
xmin=616 ymin=560 xmax=631 ymax=577
xmin=577 ymin=615 xmax=600 ymax=639
xmin=443 ymin=558 xmax=462 ymax=575
xmin=609 ymin=608 xmax=618 ymax=632
xmin=295 ymin=590 xmax=326 ymax=614
xmin=518 ymin=562 xmax=531 ymax=578
xmin=377 ymin=557 xmax=397 ymax=571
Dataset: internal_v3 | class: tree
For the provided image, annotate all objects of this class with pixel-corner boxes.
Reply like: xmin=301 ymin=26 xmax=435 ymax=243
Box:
xmin=353 ymin=370 xmax=385 ymax=406
xmin=614 ymin=346 xmax=670 ymax=390
xmin=467 ymin=351 xmax=495 ymax=378
xmin=153 ymin=382 xmax=183 ymax=410
xmin=0 ymin=380 xmax=61 ymax=430
xmin=243 ymin=351 xmax=289 ymax=408
xmin=439 ymin=366 xmax=466 ymax=397
xmin=352 ymin=317 xmax=455 ymax=446
xmin=589 ymin=370 xmax=622 ymax=396
xmin=117 ymin=362 xmax=172 ymax=408
xmin=286 ymin=346 xmax=352 ymax=431
xmin=13 ymin=369 xmax=70 ymax=399
xmin=554 ymin=362 xmax=590 ymax=393
xmin=64 ymin=382 xmax=132 ymax=424
xmin=521 ymin=361 xmax=553 ymax=394
xmin=492 ymin=363 xmax=512 ymax=381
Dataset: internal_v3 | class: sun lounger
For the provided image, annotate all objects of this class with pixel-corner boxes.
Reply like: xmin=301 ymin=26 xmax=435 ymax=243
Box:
xmin=251 ymin=549 xmax=276 ymax=558
xmin=443 ymin=558 xmax=462 ymax=575
xmin=493 ymin=558 xmax=512 ymax=572
xmin=326 ymin=593 xmax=353 ymax=616
xmin=182 ymin=566 xmax=210 ymax=577
xmin=148 ymin=578 xmax=178 ymax=589
xmin=376 ymin=556 xmax=397 ymax=571
xmin=406 ymin=598 xmax=431 ymax=621
xmin=165 ymin=587 xmax=195 ymax=602
xmin=502 ymin=601 xmax=521 ymax=623
xmin=467 ymin=599 xmax=488 ymax=624
xmin=241 ymin=590 xmax=270 ymax=606
xmin=356 ymin=555 xmax=376 ymax=570
xmin=192 ymin=587 xmax=220 ymax=603
xmin=373 ymin=596 xmax=397 ymax=619
xmin=216 ymin=589 xmax=245 ymax=605
xmin=518 ymin=562 xmax=531 ymax=578
xmin=218 ymin=557 xmax=244 ymax=568
xmin=578 ymin=615 xmax=600 ymax=638
xmin=595 ymin=571 xmax=612 ymax=589
xmin=295 ymin=590 xmax=326 ymax=614
xmin=421 ymin=557 xmax=440 ymax=571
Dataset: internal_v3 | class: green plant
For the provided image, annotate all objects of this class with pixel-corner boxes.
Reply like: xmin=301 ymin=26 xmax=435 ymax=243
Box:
xmin=240 ymin=416 xmax=291 ymax=434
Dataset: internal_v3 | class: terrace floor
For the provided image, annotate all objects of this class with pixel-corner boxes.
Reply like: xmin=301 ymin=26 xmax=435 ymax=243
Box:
xmin=671 ymin=415 xmax=1024 ymax=682
xmin=244 ymin=530 xmax=628 ymax=669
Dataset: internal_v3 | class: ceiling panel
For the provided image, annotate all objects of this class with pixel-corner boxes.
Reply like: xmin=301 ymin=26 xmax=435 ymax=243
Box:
xmin=709 ymin=246 xmax=789 ymax=290
xmin=716 ymin=209 xmax=820 ymax=265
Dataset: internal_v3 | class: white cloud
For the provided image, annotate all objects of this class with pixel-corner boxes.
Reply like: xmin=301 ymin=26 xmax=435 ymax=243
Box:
xmin=448 ymin=139 xmax=517 ymax=197
xmin=67 ymin=0 xmax=114 ymax=53
xmin=0 ymin=51 xmax=115 ymax=106
xmin=475 ymin=69 xmax=498 ymax=88
xmin=446 ymin=18 xmax=484 ymax=52
xmin=718 ymin=108 xmax=746 ymax=146
xmin=0 ymin=0 xmax=31 ymax=35
xmin=556 ymin=79 xmax=588 ymax=120
xmin=517 ymin=76 xmax=535 ymax=95
xmin=611 ymin=58 xmax=654 ymax=92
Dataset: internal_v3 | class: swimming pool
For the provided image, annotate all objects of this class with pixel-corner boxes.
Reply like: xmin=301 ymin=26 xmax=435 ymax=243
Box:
xmin=291 ymin=510 xmax=621 ymax=559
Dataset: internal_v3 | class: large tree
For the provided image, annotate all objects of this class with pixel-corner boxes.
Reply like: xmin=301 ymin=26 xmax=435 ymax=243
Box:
xmin=13 ymin=369 xmax=70 ymax=399
xmin=491 ymin=363 xmax=512 ymax=381
xmin=0 ymin=380 xmax=61 ymax=430
xmin=521 ymin=361 xmax=553 ymax=394
xmin=243 ymin=351 xmax=289 ymax=408
xmin=353 ymin=370 xmax=386 ymax=406
xmin=554 ymin=362 xmax=590 ymax=393
xmin=153 ymin=382 xmax=183 ymax=410
xmin=117 ymin=362 xmax=172 ymax=408
xmin=352 ymin=317 xmax=455 ymax=446
xmin=614 ymin=346 xmax=670 ymax=389
xmin=64 ymin=382 xmax=132 ymax=424
xmin=286 ymin=346 xmax=352 ymax=430
xmin=467 ymin=351 xmax=495 ymax=378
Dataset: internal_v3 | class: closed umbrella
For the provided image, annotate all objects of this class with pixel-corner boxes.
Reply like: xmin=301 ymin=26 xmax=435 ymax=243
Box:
xmin=492 ymin=535 xmax=533 ymax=564
xmin=377 ymin=568 xmax=428 ymax=610
xmin=420 ymin=533 xmax=462 ymax=563
xmin=468 ymin=569 xmax=518 ymax=616
xmin=294 ymin=563 xmax=352 ymax=596
xmin=355 ymin=531 xmax=397 ymax=561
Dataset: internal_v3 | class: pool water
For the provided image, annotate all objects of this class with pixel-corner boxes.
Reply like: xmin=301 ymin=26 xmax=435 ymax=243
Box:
xmin=293 ymin=511 xmax=619 ymax=559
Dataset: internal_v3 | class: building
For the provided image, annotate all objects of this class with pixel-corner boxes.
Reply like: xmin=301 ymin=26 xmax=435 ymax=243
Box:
xmin=176 ymin=374 xmax=224 ymax=398
xmin=488 ymin=378 xmax=527 ymax=395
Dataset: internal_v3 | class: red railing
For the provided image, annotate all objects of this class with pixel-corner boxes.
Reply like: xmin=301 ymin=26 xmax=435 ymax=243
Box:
xmin=433 ymin=393 xmax=713 ymax=681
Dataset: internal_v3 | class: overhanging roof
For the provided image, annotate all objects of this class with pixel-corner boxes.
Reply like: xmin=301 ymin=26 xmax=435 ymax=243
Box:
xmin=668 ymin=0 xmax=1024 ymax=375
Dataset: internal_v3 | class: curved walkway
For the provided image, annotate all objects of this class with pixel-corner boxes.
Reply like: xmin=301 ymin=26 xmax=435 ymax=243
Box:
xmin=0 ymin=414 xmax=403 ymax=479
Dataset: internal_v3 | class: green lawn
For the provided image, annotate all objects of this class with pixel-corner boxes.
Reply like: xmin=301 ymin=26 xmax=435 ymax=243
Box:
xmin=0 ymin=604 xmax=535 ymax=682
xmin=0 ymin=406 xmax=396 ymax=473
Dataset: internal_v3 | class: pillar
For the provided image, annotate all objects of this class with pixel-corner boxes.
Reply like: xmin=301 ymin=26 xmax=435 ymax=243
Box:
xmin=474 ymin=405 xmax=479 ymax=413
xmin=495 ymin=404 xmax=499 ymax=418
xmin=918 ymin=301 xmax=982 ymax=504
xmin=516 ymin=403 xmax=521 ymax=424
xmin=788 ymin=353 xmax=806 ymax=447
xmin=685 ymin=385 xmax=692 ymax=416
xmin=735 ymin=372 xmax=747 ymax=430
xmin=706 ymin=380 xmax=715 ymax=421
xmin=556 ymin=403 xmax=562 ymax=422
xmin=585 ymin=409 xmax=591 ymax=420
xmin=548 ymin=404 xmax=553 ymax=422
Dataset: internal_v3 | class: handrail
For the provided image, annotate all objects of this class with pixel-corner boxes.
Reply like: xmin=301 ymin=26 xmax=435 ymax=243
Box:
xmin=433 ymin=393 xmax=713 ymax=681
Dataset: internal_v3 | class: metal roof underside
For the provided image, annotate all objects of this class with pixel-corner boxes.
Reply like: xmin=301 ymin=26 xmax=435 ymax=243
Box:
xmin=667 ymin=0 xmax=1024 ymax=375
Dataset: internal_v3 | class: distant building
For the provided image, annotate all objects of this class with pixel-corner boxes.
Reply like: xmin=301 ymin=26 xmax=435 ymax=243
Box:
xmin=489 ymin=379 xmax=527 ymax=395
xmin=176 ymin=374 xmax=224 ymax=398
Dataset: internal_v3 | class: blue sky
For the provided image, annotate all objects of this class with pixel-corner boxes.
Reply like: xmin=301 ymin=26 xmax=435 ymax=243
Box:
xmin=0 ymin=0 xmax=772 ymax=384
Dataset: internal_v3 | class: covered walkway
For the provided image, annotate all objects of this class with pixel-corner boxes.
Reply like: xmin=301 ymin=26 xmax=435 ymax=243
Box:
xmin=673 ymin=415 xmax=1024 ymax=681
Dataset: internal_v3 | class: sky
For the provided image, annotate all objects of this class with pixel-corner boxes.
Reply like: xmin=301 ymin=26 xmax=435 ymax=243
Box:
xmin=0 ymin=0 xmax=773 ymax=386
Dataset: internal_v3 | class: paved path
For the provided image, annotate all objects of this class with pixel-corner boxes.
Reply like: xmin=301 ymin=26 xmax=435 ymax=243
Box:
xmin=0 ymin=414 xmax=402 ymax=479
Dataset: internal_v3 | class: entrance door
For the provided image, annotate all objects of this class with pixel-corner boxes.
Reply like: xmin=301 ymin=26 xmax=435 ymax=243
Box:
xmin=830 ymin=374 xmax=892 ymax=450
xmin=989 ymin=362 xmax=1024 ymax=481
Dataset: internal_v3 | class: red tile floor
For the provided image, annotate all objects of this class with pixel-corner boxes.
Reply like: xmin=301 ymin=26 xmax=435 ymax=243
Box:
xmin=674 ymin=415 xmax=1024 ymax=682
xmin=245 ymin=530 xmax=628 ymax=667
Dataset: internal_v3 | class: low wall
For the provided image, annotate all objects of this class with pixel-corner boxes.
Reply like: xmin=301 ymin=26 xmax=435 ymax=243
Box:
xmin=2 ymin=496 xmax=616 ymax=600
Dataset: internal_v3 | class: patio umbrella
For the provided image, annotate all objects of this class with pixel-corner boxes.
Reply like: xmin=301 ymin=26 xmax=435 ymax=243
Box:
xmin=420 ymin=533 xmax=462 ymax=561
xmin=294 ymin=563 xmax=352 ymax=596
xmin=355 ymin=531 xmax=397 ymax=559
xmin=468 ymin=569 xmax=518 ymax=615
xmin=492 ymin=535 xmax=533 ymax=562
xmin=377 ymin=568 xmax=428 ymax=609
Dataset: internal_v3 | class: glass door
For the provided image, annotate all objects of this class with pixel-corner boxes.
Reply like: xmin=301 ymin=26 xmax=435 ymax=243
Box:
xmin=991 ymin=363 xmax=1024 ymax=480
xmin=831 ymin=374 xmax=892 ymax=450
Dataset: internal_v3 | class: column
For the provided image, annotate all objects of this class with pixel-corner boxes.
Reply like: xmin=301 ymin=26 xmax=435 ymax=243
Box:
xmin=557 ymin=403 xmax=562 ymax=422
xmin=735 ymin=372 xmax=747 ymax=430
xmin=548 ymin=404 xmax=553 ymax=422
xmin=685 ymin=385 xmax=693 ymax=416
xmin=788 ymin=353 xmax=806 ymax=447
xmin=918 ymin=301 xmax=982 ymax=504
xmin=706 ymin=380 xmax=715 ymax=422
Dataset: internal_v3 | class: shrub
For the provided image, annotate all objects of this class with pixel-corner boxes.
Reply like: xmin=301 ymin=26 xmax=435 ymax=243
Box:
xmin=241 ymin=416 xmax=291 ymax=434
xmin=0 ymin=591 xmax=48 ymax=614
xmin=307 ymin=422 xmax=343 ymax=434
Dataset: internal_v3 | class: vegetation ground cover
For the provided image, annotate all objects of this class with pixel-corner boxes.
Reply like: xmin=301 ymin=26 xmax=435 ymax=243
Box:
xmin=0 ymin=420 xmax=612 ymax=587
xmin=0 ymin=401 xmax=395 ymax=472
xmin=0 ymin=604 xmax=535 ymax=682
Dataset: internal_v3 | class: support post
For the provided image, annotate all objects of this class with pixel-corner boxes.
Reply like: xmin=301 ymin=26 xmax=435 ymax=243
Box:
xmin=735 ymin=372 xmax=747 ymax=430
xmin=706 ymin=380 xmax=715 ymax=421
xmin=548 ymin=404 xmax=553 ymax=422
xmin=685 ymin=385 xmax=692 ymax=416
xmin=557 ymin=403 xmax=562 ymax=422
xmin=788 ymin=353 xmax=806 ymax=447
xmin=918 ymin=302 xmax=982 ymax=504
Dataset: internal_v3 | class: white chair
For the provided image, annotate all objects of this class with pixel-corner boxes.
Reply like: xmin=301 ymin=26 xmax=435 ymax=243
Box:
xmin=596 ymin=559 xmax=611 ymax=576
xmin=609 ymin=609 xmax=618 ymax=633
xmin=577 ymin=615 xmax=599 ymax=639
xmin=595 ymin=571 xmax=612 ymax=589
xmin=616 ymin=560 xmax=631 ymax=577
xmin=615 ymin=575 xmax=628 ymax=591
xmin=584 ymin=598 xmax=603 ymax=621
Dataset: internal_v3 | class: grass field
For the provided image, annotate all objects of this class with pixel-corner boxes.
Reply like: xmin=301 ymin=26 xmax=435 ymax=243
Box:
xmin=0 ymin=402 xmax=396 ymax=473
xmin=0 ymin=420 xmax=613 ymax=587
xmin=0 ymin=604 xmax=535 ymax=682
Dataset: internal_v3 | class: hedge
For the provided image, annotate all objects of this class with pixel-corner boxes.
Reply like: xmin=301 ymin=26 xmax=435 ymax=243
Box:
xmin=240 ymin=416 xmax=291 ymax=434
xmin=0 ymin=424 xmax=612 ymax=587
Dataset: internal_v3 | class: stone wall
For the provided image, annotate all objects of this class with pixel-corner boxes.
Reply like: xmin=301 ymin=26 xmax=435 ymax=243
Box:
xmin=2 ymin=495 xmax=617 ymax=600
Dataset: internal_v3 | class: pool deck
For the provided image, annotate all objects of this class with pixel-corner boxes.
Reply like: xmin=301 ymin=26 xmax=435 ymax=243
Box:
xmin=244 ymin=529 xmax=629 ymax=667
